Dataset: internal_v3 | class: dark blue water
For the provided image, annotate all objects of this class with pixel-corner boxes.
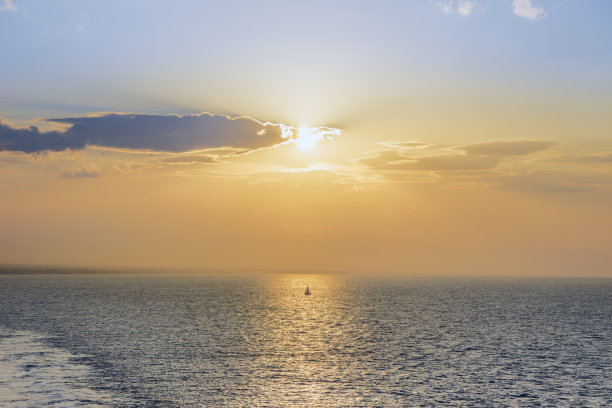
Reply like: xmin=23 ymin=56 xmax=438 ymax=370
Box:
xmin=1 ymin=274 xmax=611 ymax=407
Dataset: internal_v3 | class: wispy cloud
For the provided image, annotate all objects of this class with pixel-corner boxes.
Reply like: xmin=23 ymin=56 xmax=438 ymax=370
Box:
xmin=378 ymin=141 xmax=432 ymax=150
xmin=0 ymin=0 xmax=16 ymax=12
xmin=548 ymin=153 xmax=612 ymax=164
xmin=358 ymin=139 xmax=612 ymax=194
xmin=512 ymin=0 xmax=545 ymax=20
xmin=359 ymin=150 xmax=502 ymax=171
xmin=438 ymin=0 xmax=477 ymax=16
xmin=0 ymin=153 xmax=31 ymax=165
xmin=456 ymin=0 xmax=476 ymax=16
xmin=247 ymin=163 xmax=382 ymax=191
xmin=358 ymin=140 xmax=554 ymax=172
xmin=0 ymin=113 xmax=340 ymax=154
xmin=162 ymin=155 xmax=221 ymax=165
xmin=457 ymin=141 xmax=554 ymax=156
xmin=61 ymin=168 xmax=101 ymax=179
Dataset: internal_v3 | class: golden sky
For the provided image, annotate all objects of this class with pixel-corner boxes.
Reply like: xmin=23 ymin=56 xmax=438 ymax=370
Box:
xmin=1 ymin=1 xmax=611 ymax=276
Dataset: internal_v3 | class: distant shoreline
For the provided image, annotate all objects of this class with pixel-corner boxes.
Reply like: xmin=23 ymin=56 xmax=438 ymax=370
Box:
xmin=0 ymin=266 xmax=142 ymax=275
xmin=1 ymin=265 xmax=611 ymax=279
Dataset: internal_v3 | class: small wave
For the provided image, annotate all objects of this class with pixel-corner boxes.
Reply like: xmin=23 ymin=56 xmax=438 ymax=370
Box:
xmin=0 ymin=327 xmax=124 ymax=407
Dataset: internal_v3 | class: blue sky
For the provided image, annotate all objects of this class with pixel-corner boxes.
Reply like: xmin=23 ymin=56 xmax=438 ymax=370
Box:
xmin=2 ymin=0 xmax=611 ymax=123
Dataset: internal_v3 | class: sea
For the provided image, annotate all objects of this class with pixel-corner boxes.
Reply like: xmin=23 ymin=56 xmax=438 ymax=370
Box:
xmin=0 ymin=273 xmax=610 ymax=407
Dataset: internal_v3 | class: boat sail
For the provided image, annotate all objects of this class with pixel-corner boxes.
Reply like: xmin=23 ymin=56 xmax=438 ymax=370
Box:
xmin=304 ymin=285 xmax=311 ymax=295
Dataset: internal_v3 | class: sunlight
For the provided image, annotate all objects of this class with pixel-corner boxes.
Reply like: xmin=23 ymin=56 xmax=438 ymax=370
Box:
xmin=295 ymin=128 xmax=320 ymax=150
xmin=294 ymin=126 xmax=341 ymax=150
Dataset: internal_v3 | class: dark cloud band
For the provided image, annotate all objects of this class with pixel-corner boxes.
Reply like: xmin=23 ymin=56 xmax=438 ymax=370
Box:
xmin=0 ymin=113 xmax=292 ymax=153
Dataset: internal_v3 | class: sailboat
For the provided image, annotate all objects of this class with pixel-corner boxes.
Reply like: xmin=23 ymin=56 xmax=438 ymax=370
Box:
xmin=304 ymin=285 xmax=311 ymax=295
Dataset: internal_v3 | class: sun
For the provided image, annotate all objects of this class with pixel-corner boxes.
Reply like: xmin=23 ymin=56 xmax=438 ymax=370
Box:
xmin=295 ymin=127 xmax=320 ymax=150
xmin=291 ymin=126 xmax=341 ymax=150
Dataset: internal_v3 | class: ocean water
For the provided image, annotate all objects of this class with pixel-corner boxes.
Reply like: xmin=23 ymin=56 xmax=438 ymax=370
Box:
xmin=0 ymin=274 xmax=611 ymax=407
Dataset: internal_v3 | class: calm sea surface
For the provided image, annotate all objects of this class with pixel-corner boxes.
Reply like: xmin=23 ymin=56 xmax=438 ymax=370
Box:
xmin=1 ymin=274 xmax=611 ymax=407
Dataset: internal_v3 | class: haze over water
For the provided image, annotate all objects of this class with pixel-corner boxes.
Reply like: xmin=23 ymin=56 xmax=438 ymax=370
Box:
xmin=1 ymin=273 xmax=610 ymax=407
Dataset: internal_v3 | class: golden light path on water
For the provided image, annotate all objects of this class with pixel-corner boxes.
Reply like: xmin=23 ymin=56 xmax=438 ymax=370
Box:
xmin=243 ymin=274 xmax=360 ymax=406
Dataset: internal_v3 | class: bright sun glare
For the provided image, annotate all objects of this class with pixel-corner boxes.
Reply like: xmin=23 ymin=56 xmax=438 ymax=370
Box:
xmin=291 ymin=126 xmax=341 ymax=150
xmin=295 ymin=128 xmax=321 ymax=150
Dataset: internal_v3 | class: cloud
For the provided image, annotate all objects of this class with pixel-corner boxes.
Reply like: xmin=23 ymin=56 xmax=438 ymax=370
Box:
xmin=439 ymin=1 xmax=454 ymax=15
xmin=162 ymin=155 xmax=221 ymax=165
xmin=358 ymin=150 xmax=501 ymax=171
xmin=357 ymin=150 xmax=407 ymax=169
xmin=438 ymin=1 xmax=476 ymax=16
xmin=379 ymin=141 xmax=432 ymax=150
xmin=456 ymin=1 xmax=476 ymax=16
xmin=61 ymin=169 xmax=101 ymax=179
xmin=0 ymin=0 xmax=16 ymax=12
xmin=0 ymin=119 xmax=86 ymax=153
xmin=0 ymin=113 xmax=330 ymax=154
xmin=457 ymin=141 xmax=554 ymax=156
xmin=512 ymin=0 xmax=545 ymax=20
xmin=358 ymin=140 xmax=611 ymax=194
xmin=0 ymin=154 xmax=31 ymax=165
xmin=359 ymin=140 xmax=553 ymax=172
xmin=549 ymin=153 xmax=612 ymax=164
xmin=410 ymin=154 xmax=501 ymax=170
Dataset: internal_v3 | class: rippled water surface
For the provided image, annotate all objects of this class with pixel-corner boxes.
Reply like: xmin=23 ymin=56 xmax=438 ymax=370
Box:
xmin=1 ymin=274 xmax=611 ymax=407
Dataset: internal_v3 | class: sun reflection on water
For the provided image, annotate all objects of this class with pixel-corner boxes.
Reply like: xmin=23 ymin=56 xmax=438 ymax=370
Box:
xmin=244 ymin=274 xmax=358 ymax=405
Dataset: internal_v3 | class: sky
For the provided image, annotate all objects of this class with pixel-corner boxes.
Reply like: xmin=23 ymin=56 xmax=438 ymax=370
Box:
xmin=1 ymin=0 xmax=611 ymax=276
